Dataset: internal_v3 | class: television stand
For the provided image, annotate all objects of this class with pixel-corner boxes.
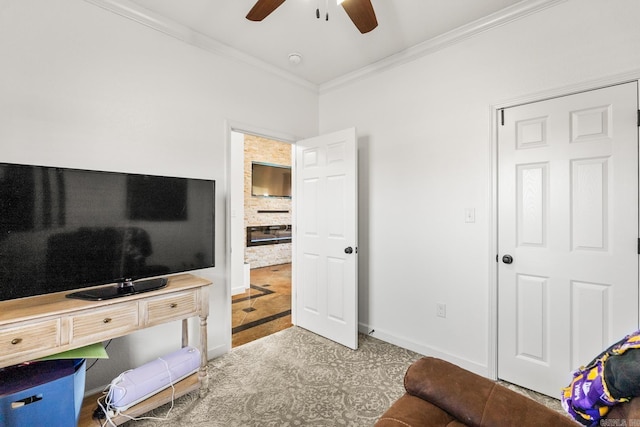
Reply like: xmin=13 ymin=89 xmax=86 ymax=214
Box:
xmin=0 ymin=273 xmax=211 ymax=427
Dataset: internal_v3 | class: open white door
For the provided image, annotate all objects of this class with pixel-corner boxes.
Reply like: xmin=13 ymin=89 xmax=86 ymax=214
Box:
xmin=294 ymin=128 xmax=358 ymax=349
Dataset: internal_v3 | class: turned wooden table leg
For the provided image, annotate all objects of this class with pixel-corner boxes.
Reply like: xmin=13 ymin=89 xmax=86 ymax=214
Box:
xmin=199 ymin=313 xmax=209 ymax=396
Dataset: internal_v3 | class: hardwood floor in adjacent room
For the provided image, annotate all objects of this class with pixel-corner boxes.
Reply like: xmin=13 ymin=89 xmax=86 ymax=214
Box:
xmin=231 ymin=263 xmax=292 ymax=347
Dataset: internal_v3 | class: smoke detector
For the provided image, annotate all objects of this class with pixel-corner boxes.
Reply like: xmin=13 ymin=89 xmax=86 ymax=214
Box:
xmin=288 ymin=53 xmax=302 ymax=65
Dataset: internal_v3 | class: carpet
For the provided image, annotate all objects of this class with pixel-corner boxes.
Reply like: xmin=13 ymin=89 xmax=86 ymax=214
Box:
xmin=122 ymin=326 xmax=422 ymax=426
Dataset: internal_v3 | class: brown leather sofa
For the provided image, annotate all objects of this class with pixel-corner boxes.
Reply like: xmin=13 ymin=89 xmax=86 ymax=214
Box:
xmin=376 ymin=357 xmax=640 ymax=426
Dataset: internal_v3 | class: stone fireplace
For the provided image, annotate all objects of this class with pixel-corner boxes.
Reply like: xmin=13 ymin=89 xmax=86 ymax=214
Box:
xmin=244 ymin=135 xmax=292 ymax=268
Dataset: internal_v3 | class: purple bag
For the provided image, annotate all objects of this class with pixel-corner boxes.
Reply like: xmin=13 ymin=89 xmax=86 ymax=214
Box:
xmin=562 ymin=330 xmax=640 ymax=426
xmin=562 ymin=358 xmax=617 ymax=426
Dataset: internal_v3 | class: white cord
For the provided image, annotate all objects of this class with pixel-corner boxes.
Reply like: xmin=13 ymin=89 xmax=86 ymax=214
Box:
xmin=98 ymin=372 xmax=127 ymax=427
xmin=100 ymin=357 xmax=177 ymax=425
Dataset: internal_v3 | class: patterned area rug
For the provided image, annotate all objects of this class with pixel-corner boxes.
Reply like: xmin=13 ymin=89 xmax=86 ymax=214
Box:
xmin=123 ymin=327 xmax=421 ymax=426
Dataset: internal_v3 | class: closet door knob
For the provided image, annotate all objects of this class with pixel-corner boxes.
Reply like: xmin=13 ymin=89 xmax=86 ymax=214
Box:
xmin=502 ymin=254 xmax=514 ymax=264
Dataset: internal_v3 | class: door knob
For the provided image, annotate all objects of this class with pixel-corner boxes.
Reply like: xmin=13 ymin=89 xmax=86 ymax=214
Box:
xmin=344 ymin=247 xmax=353 ymax=254
xmin=502 ymin=254 xmax=513 ymax=264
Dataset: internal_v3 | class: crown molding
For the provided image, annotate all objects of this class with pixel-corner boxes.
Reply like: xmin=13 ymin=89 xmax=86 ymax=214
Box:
xmin=84 ymin=0 xmax=566 ymax=96
xmin=83 ymin=0 xmax=319 ymax=94
xmin=319 ymin=0 xmax=568 ymax=94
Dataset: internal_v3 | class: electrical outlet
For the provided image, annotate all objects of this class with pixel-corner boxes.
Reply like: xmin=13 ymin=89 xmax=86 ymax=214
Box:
xmin=436 ymin=303 xmax=446 ymax=318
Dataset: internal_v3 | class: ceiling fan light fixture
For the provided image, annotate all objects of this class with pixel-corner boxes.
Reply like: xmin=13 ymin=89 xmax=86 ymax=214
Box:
xmin=247 ymin=0 xmax=377 ymax=34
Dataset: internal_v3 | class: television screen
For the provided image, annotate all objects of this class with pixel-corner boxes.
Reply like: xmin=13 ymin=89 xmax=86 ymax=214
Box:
xmin=251 ymin=162 xmax=291 ymax=198
xmin=0 ymin=163 xmax=215 ymax=301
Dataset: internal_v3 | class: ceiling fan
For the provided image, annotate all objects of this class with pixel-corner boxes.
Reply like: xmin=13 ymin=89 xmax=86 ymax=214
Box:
xmin=246 ymin=0 xmax=378 ymax=34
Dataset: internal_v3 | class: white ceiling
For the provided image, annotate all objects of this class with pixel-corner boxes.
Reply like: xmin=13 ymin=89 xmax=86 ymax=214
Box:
xmin=110 ymin=0 xmax=547 ymax=86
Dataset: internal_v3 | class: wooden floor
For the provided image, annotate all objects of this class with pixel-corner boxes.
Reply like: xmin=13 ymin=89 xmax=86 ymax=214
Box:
xmin=231 ymin=263 xmax=292 ymax=347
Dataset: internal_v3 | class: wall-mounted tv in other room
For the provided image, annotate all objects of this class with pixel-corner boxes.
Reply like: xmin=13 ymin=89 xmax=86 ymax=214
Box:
xmin=251 ymin=162 xmax=291 ymax=198
xmin=0 ymin=163 xmax=215 ymax=301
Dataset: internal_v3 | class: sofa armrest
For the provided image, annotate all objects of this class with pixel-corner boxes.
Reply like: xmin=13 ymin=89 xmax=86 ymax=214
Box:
xmin=404 ymin=357 xmax=577 ymax=427
xmin=375 ymin=393 xmax=463 ymax=427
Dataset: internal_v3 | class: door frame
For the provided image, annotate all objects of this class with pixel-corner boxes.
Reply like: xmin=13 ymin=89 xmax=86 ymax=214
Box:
xmin=224 ymin=120 xmax=300 ymax=349
xmin=488 ymin=70 xmax=640 ymax=381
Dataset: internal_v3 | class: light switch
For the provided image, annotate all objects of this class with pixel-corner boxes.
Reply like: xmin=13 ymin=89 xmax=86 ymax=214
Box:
xmin=464 ymin=208 xmax=475 ymax=223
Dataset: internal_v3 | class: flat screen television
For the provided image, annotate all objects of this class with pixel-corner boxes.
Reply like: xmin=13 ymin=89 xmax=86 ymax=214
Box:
xmin=0 ymin=163 xmax=215 ymax=301
xmin=251 ymin=162 xmax=291 ymax=198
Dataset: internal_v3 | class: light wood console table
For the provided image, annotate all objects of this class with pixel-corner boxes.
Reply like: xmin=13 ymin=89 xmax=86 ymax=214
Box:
xmin=0 ymin=273 xmax=211 ymax=426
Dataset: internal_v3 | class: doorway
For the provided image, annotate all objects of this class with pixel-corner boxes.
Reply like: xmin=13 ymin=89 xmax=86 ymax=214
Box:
xmin=230 ymin=131 xmax=294 ymax=347
xmin=227 ymin=125 xmax=359 ymax=350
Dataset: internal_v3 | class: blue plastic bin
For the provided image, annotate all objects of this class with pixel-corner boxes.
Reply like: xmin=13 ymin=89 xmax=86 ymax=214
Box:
xmin=0 ymin=358 xmax=86 ymax=427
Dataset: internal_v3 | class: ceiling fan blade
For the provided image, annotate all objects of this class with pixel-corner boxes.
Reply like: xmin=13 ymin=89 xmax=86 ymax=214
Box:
xmin=341 ymin=0 xmax=378 ymax=34
xmin=246 ymin=0 xmax=286 ymax=21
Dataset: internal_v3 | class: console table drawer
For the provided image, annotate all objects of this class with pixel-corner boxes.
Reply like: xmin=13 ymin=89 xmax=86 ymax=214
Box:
xmin=145 ymin=291 xmax=198 ymax=325
xmin=71 ymin=302 xmax=139 ymax=344
xmin=0 ymin=319 xmax=60 ymax=360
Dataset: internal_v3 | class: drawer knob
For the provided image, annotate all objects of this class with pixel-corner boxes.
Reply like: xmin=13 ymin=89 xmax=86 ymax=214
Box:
xmin=170 ymin=303 xmax=178 ymax=308
xmin=103 ymin=318 xmax=112 ymax=324
xmin=11 ymin=338 xmax=22 ymax=345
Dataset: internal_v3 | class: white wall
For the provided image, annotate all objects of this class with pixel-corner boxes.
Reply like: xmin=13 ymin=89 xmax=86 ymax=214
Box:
xmin=0 ymin=0 xmax=318 ymax=391
xmin=318 ymin=0 xmax=640 ymax=375
xmin=5 ymin=0 xmax=640 ymax=393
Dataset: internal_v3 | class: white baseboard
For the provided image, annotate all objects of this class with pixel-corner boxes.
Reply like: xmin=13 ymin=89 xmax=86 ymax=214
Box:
xmin=207 ymin=342 xmax=228 ymax=360
xmin=231 ymin=285 xmax=247 ymax=296
xmin=84 ymin=385 xmax=107 ymax=399
xmin=358 ymin=323 xmax=490 ymax=378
